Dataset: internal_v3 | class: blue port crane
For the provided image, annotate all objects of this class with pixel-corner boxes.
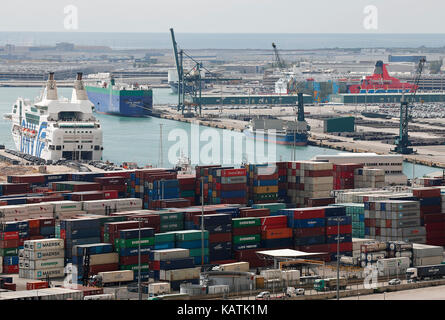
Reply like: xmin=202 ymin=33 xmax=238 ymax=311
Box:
xmin=393 ymin=57 xmax=426 ymax=154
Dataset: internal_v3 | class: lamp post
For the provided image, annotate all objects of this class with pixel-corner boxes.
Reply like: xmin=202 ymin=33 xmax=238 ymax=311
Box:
xmin=138 ymin=218 xmax=142 ymax=301
xmin=336 ymin=217 xmax=340 ymax=301
xmin=201 ymin=177 xmax=205 ymax=266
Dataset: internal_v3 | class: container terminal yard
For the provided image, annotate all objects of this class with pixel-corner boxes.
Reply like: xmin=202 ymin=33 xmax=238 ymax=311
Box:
xmin=4 ymin=29 xmax=445 ymax=303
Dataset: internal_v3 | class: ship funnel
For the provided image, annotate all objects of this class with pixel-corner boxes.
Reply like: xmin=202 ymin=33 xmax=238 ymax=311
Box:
xmin=72 ymin=72 xmax=89 ymax=101
xmin=44 ymin=72 xmax=58 ymax=101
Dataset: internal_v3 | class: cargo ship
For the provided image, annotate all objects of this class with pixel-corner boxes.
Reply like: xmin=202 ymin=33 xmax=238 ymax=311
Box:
xmin=7 ymin=73 xmax=103 ymax=161
xmin=85 ymin=74 xmax=153 ymax=117
xmin=244 ymin=118 xmax=308 ymax=146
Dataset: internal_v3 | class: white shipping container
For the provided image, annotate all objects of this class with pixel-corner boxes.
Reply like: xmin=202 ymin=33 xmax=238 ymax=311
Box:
xmin=153 ymin=248 xmax=190 ymax=261
xmin=260 ymin=269 xmax=282 ymax=280
xmin=412 ymin=244 xmax=443 ymax=258
xmin=89 ymin=253 xmax=119 ymax=266
xmin=98 ymin=270 xmax=134 ymax=283
xmin=219 ymin=262 xmax=249 ymax=272
xmin=27 ymin=258 xmax=65 ymax=270
xmin=82 ymin=200 xmax=117 ymax=211
xmin=161 ymin=267 xmax=201 ymax=281
xmin=49 ymin=201 xmax=83 ymax=213
xmin=25 ymin=267 xmax=65 ymax=280
xmin=54 ymin=211 xmax=85 ymax=220
xmin=22 ymin=249 xmax=64 ymax=260
xmin=413 ymin=256 xmax=443 ymax=267
xmin=281 ymin=270 xmax=300 ymax=281
xmin=24 ymin=239 xmax=64 ymax=251
xmin=26 ymin=203 xmax=54 ymax=214
xmin=0 ymin=205 xmax=28 ymax=215
xmin=84 ymin=293 xmax=115 ymax=300
xmin=115 ymin=198 xmax=142 ymax=210
xmin=377 ymin=257 xmax=410 ymax=270
xmin=148 ymin=282 xmax=171 ymax=295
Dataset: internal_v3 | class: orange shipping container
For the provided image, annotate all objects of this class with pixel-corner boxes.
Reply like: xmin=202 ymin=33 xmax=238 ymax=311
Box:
xmin=261 ymin=228 xmax=292 ymax=240
xmin=26 ymin=281 xmax=49 ymax=290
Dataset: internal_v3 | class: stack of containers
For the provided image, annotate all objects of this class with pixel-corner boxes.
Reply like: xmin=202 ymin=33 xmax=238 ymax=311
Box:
xmin=214 ymin=168 xmax=247 ymax=205
xmin=0 ymin=222 xmax=21 ymax=274
xmin=324 ymin=206 xmax=352 ymax=262
xmin=103 ymin=221 xmax=142 ymax=246
xmin=154 ymin=232 xmax=176 ymax=250
xmin=0 ymin=183 xmax=30 ymax=196
xmin=359 ymin=241 xmax=388 ymax=268
xmin=252 ymin=203 xmax=286 ymax=215
xmin=354 ymin=168 xmax=385 ymax=189
xmin=195 ymin=165 xmax=221 ymax=205
xmin=330 ymin=203 xmax=365 ymax=238
xmin=260 ymin=215 xmax=292 ymax=249
xmin=239 ymin=207 xmax=270 ymax=218
xmin=178 ymin=175 xmax=196 ymax=206
xmin=307 ymin=197 xmax=335 ymax=207
xmin=127 ymin=212 xmax=161 ymax=233
xmin=94 ymin=176 xmax=127 ymax=198
xmin=412 ymin=243 xmax=443 ymax=266
xmin=158 ymin=210 xmax=185 ymax=233
xmin=333 ymin=163 xmax=363 ymax=190
xmin=276 ymin=162 xmax=289 ymax=203
xmin=364 ymin=200 xmax=426 ymax=243
xmin=150 ymin=248 xmax=199 ymax=290
xmin=132 ymin=169 xmax=177 ymax=209
xmin=72 ymin=243 xmax=117 ymax=283
xmin=116 ymin=228 xmax=154 ymax=280
xmin=194 ymin=214 xmax=232 ymax=264
xmin=174 ymin=230 xmax=209 ymax=265
xmin=245 ymin=164 xmax=279 ymax=205
xmin=149 ymin=179 xmax=180 ymax=207
xmin=60 ymin=218 xmax=101 ymax=263
xmin=19 ymin=239 xmax=65 ymax=279
xmin=412 ymin=188 xmax=445 ymax=246
xmin=281 ymin=207 xmax=326 ymax=251
xmin=232 ymin=217 xmax=261 ymax=253
xmin=50 ymin=201 xmax=84 ymax=220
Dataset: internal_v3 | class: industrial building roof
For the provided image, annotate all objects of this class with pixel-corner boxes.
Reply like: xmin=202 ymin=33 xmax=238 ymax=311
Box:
xmin=255 ymin=249 xmax=326 ymax=258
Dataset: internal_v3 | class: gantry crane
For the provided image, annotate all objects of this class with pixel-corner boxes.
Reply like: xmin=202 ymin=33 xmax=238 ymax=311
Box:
xmin=393 ymin=57 xmax=426 ymax=155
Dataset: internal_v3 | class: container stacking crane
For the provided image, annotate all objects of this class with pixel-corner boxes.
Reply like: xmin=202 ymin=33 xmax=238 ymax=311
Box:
xmin=272 ymin=42 xmax=286 ymax=72
xmin=392 ymin=58 xmax=426 ymax=154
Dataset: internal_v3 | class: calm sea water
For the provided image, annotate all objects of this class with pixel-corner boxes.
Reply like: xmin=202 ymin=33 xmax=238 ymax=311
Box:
xmin=1 ymin=32 xmax=445 ymax=49
xmin=0 ymin=86 xmax=438 ymax=178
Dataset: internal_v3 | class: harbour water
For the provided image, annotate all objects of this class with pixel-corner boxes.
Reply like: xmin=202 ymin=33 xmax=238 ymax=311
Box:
xmin=0 ymin=86 xmax=439 ymax=178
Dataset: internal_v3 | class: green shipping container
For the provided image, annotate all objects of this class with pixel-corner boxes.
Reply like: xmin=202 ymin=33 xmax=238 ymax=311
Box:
xmin=155 ymin=232 xmax=176 ymax=243
xmin=188 ymin=247 xmax=210 ymax=257
xmin=253 ymin=193 xmax=278 ymax=201
xmin=232 ymin=218 xmax=261 ymax=228
xmin=233 ymin=234 xmax=261 ymax=244
xmin=0 ymin=248 xmax=18 ymax=256
xmin=175 ymin=230 xmax=209 ymax=242
xmin=252 ymin=202 xmax=286 ymax=213
xmin=160 ymin=222 xmax=184 ymax=232
xmin=115 ymin=237 xmax=155 ymax=249
xmin=180 ymin=190 xmax=195 ymax=197
xmin=120 ymin=264 xmax=150 ymax=271
xmin=158 ymin=212 xmax=184 ymax=223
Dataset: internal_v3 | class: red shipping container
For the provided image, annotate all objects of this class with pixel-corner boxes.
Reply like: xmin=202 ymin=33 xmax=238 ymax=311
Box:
xmin=289 ymin=208 xmax=325 ymax=219
xmin=426 ymin=238 xmax=445 ymax=246
xmin=119 ymin=255 xmax=150 ymax=265
xmin=221 ymin=198 xmax=246 ymax=205
xmin=425 ymin=222 xmax=445 ymax=231
xmin=305 ymin=170 xmax=333 ymax=177
xmin=149 ymin=260 xmax=160 ymax=271
xmin=10 ymin=175 xmax=45 ymax=184
xmin=89 ymin=263 xmax=119 ymax=275
xmin=105 ymin=221 xmax=142 ymax=234
xmin=210 ymin=259 xmax=237 ymax=265
xmin=26 ymin=281 xmax=49 ymax=290
xmin=293 ymin=227 xmax=325 ymax=238
xmin=0 ymin=239 xmax=19 ymax=249
xmin=70 ymin=191 xmax=104 ymax=201
xmin=260 ymin=216 xmax=287 ymax=229
xmin=0 ymin=232 xmax=19 ymax=241
xmin=209 ymin=232 xmax=232 ymax=243
xmin=326 ymin=225 xmax=352 ymax=235
xmin=104 ymin=171 xmax=132 ymax=178
xmin=234 ymin=249 xmax=271 ymax=268
xmin=328 ymin=242 xmax=352 ymax=253
xmin=221 ymin=168 xmax=246 ymax=177
xmin=3 ymin=282 xmax=16 ymax=290
xmin=2 ymin=265 xmax=19 ymax=274
xmin=307 ymin=198 xmax=335 ymax=207
xmin=413 ymin=188 xmax=441 ymax=198
xmin=102 ymin=184 xmax=125 ymax=192
xmin=94 ymin=176 xmax=126 ymax=186
xmin=240 ymin=209 xmax=270 ymax=218
xmin=232 ymin=226 xmax=261 ymax=236
xmin=253 ymin=173 xmax=279 ymax=180
xmin=424 ymin=213 xmax=445 ymax=223
xmin=426 ymin=229 xmax=445 ymax=239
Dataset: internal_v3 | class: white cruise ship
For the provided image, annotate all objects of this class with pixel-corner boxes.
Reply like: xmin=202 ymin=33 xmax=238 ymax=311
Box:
xmin=8 ymin=72 xmax=103 ymax=161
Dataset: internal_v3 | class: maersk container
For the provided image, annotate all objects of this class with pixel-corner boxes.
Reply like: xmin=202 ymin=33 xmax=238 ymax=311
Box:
xmin=24 ymin=239 xmax=64 ymax=251
xmin=152 ymin=248 xmax=190 ymax=261
xmin=98 ymin=270 xmax=134 ymax=283
xmin=27 ymin=258 xmax=65 ymax=270
xmin=26 ymin=267 xmax=65 ymax=280
xmin=22 ymin=249 xmax=64 ymax=260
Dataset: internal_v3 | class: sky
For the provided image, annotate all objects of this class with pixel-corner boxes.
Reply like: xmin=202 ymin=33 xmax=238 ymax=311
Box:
xmin=0 ymin=0 xmax=444 ymax=33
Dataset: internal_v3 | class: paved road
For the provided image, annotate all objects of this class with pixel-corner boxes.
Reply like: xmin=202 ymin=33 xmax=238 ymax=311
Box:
xmin=342 ymin=284 xmax=445 ymax=300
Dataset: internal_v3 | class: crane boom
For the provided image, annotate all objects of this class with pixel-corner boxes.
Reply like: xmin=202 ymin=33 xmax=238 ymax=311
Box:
xmin=169 ymin=28 xmax=182 ymax=82
xmin=272 ymin=42 xmax=286 ymax=71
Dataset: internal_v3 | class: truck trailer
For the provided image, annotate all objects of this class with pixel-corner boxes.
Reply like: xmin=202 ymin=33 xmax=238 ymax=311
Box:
xmin=406 ymin=264 xmax=445 ymax=282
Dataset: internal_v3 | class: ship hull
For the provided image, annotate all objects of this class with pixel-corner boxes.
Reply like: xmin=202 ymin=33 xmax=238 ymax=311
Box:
xmin=86 ymin=86 xmax=153 ymax=117
xmin=244 ymin=129 xmax=308 ymax=146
